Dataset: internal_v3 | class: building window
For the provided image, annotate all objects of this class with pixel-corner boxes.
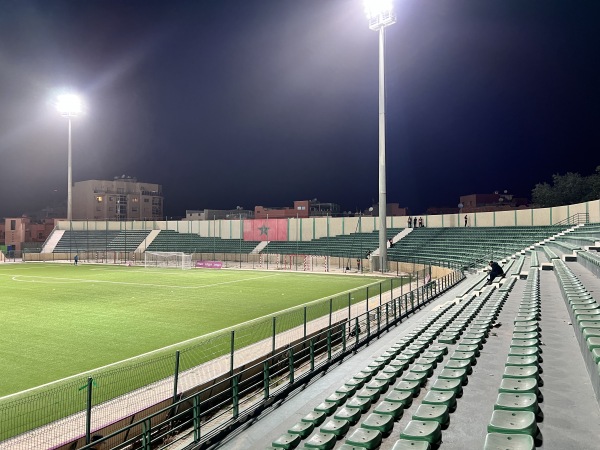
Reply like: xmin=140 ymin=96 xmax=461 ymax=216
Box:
xmin=10 ymin=220 xmax=16 ymax=230
xmin=109 ymin=196 xmax=114 ymax=201
xmin=96 ymin=196 xmax=103 ymax=203
xmin=132 ymin=197 xmax=139 ymax=203
xmin=144 ymin=198 xmax=149 ymax=203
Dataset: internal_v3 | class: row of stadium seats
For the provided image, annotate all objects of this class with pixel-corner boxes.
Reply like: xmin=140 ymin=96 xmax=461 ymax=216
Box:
xmin=262 ymin=229 xmax=403 ymax=259
xmin=553 ymin=259 xmax=600 ymax=398
xmin=53 ymin=230 xmax=150 ymax=252
xmin=145 ymin=230 xmax=260 ymax=254
xmin=269 ymin=270 xmax=510 ymax=449
xmin=484 ymin=268 xmax=543 ymax=449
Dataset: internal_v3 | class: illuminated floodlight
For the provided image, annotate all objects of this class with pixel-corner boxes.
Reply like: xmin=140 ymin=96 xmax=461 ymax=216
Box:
xmin=364 ymin=0 xmax=396 ymax=30
xmin=56 ymin=93 xmax=83 ymax=117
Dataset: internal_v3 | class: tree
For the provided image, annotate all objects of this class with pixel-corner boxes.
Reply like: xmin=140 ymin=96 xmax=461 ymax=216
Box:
xmin=531 ymin=167 xmax=600 ymax=207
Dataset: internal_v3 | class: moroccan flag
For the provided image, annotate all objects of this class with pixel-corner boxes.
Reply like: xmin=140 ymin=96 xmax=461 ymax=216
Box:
xmin=243 ymin=219 xmax=288 ymax=241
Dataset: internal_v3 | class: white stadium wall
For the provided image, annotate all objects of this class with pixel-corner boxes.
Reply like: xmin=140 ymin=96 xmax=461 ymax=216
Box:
xmin=57 ymin=199 xmax=600 ymax=240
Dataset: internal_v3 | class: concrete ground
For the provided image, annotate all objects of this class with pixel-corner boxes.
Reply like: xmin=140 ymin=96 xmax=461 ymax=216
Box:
xmin=216 ymin=255 xmax=600 ymax=450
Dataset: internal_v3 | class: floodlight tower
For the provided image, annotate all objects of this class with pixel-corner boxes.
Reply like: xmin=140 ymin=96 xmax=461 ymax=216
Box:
xmin=365 ymin=0 xmax=396 ymax=273
xmin=56 ymin=94 xmax=83 ymax=221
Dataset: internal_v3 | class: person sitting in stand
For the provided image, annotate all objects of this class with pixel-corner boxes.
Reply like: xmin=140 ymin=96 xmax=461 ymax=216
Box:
xmin=486 ymin=260 xmax=505 ymax=285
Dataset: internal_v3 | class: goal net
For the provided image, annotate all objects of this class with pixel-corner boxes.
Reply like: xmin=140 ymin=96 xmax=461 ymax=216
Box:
xmin=144 ymin=251 xmax=192 ymax=270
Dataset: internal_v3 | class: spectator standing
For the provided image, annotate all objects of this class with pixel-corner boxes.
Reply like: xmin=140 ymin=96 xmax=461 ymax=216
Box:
xmin=408 ymin=216 xmax=412 ymax=228
xmin=464 ymin=215 xmax=468 ymax=227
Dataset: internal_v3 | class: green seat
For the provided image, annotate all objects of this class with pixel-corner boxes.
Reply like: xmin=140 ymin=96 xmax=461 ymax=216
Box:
xmin=391 ymin=439 xmax=431 ymax=449
xmin=346 ymin=395 xmax=372 ymax=412
xmin=450 ymin=350 xmax=477 ymax=365
xmin=505 ymin=356 xmax=541 ymax=372
xmin=437 ymin=333 xmax=457 ymax=344
xmin=410 ymin=363 xmax=434 ymax=377
xmin=512 ymin=332 xmax=539 ymax=340
xmin=288 ymin=421 xmax=314 ymax=438
xmin=416 ymin=357 xmax=438 ymax=368
xmin=400 ymin=420 xmax=442 ymax=445
xmin=487 ymin=410 xmax=537 ymax=436
xmin=510 ymin=339 xmax=539 ymax=348
xmin=439 ymin=368 xmax=468 ymax=385
xmin=412 ymin=404 xmax=450 ymax=427
xmin=302 ymin=411 xmax=327 ymax=426
xmin=337 ymin=384 xmax=357 ymax=397
xmin=345 ymin=428 xmax=383 ymax=449
xmin=393 ymin=380 xmax=421 ymax=396
xmin=361 ymin=412 xmax=394 ymax=434
xmin=334 ymin=406 xmax=362 ymax=425
xmin=326 ymin=392 xmax=348 ymax=406
xmin=508 ymin=347 xmax=542 ymax=361
xmin=385 ymin=389 xmax=413 ymax=407
xmin=445 ymin=358 xmax=473 ymax=374
xmin=428 ymin=344 xmax=448 ymax=355
xmin=456 ymin=344 xmax=480 ymax=357
xmin=382 ymin=365 xmax=403 ymax=379
xmin=460 ymin=338 xmax=484 ymax=349
xmin=503 ymin=366 xmax=541 ymax=385
xmin=272 ymin=432 xmax=301 ymax=449
xmin=483 ymin=433 xmax=535 ymax=449
xmin=499 ymin=378 xmax=539 ymax=397
xmin=373 ymin=400 xmax=404 ymax=419
xmin=513 ymin=325 xmax=539 ymax=334
xmin=345 ymin=377 xmax=365 ymax=390
xmin=375 ymin=371 xmax=396 ymax=385
xmin=314 ymin=401 xmax=338 ymax=416
xmin=366 ymin=378 xmax=390 ymax=393
xmin=403 ymin=371 xmax=428 ymax=386
xmin=422 ymin=389 xmax=457 ymax=412
xmin=431 ymin=378 xmax=463 ymax=397
xmin=421 ymin=350 xmax=444 ymax=362
xmin=494 ymin=393 xmax=538 ymax=414
xmin=303 ymin=432 xmax=336 ymax=450
xmin=356 ymin=387 xmax=381 ymax=403
xmin=320 ymin=418 xmax=350 ymax=437
xmin=390 ymin=358 xmax=411 ymax=371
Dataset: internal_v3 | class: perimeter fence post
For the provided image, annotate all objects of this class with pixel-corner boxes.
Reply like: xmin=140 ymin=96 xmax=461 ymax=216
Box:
xmin=173 ymin=350 xmax=180 ymax=403
xmin=354 ymin=318 xmax=360 ymax=350
xmin=310 ymin=338 xmax=315 ymax=371
xmin=193 ymin=393 xmax=201 ymax=441
xmin=85 ymin=377 xmax=93 ymax=445
xmin=230 ymin=331 xmax=235 ymax=375
xmin=263 ymin=361 xmax=270 ymax=399
xmin=288 ymin=348 xmax=295 ymax=384
xmin=303 ymin=307 xmax=307 ymax=339
xmin=272 ymin=317 xmax=276 ymax=355
xmin=329 ymin=299 xmax=333 ymax=328
xmin=232 ymin=375 xmax=239 ymax=419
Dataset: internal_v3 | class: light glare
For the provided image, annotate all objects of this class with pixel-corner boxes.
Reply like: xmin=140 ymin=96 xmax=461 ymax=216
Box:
xmin=364 ymin=0 xmax=394 ymax=19
xmin=56 ymin=93 xmax=83 ymax=116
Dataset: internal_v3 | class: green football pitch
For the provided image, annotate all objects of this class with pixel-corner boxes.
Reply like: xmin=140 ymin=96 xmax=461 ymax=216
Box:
xmin=0 ymin=263 xmax=386 ymax=397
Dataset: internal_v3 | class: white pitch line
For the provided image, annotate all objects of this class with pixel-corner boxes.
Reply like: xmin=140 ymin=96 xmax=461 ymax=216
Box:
xmin=0 ymin=272 xmax=280 ymax=290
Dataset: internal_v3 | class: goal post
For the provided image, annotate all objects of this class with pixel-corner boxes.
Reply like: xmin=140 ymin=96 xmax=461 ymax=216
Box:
xmin=144 ymin=251 xmax=192 ymax=270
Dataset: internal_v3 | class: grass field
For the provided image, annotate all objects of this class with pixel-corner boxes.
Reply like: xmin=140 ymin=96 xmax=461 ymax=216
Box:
xmin=0 ymin=263 xmax=387 ymax=398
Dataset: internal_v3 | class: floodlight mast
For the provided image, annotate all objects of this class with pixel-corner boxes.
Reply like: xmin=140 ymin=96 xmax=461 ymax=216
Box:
xmin=56 ymin=94 xmax=82 ymax=221
xmin=365 ymin=0 xmax=396 ymax=273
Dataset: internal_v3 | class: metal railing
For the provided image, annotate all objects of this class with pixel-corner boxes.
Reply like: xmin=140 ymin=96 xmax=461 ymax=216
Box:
xmin=66 ymin=269 xmax=463 ymax=450
xmin=554 ymin=213 xmax=589 ymax=226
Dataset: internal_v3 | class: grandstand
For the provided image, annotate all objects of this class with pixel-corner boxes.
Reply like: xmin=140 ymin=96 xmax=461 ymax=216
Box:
xmin=3 ymin=200 xmax=600 ymax=449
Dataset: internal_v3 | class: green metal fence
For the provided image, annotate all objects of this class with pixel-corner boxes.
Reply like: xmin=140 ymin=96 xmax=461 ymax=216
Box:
xmin=0 ymin=267 xmax=463 ymax=449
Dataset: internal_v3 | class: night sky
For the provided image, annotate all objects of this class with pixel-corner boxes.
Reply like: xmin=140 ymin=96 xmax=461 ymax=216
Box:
xmin=0 ymin=0 xmax=598 ymax=219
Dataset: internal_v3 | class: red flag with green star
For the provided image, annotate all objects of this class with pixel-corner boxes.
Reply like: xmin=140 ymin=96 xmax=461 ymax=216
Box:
xmin=243 ymin=219 xmax=287 ymax=241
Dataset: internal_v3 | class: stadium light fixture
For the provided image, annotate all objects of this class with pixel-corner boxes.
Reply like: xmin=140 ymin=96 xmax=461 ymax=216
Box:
xmin=56 ymin=93 xmax=83 ymax=221
xmin=364 ymin=0 xmax=396 ymax=272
